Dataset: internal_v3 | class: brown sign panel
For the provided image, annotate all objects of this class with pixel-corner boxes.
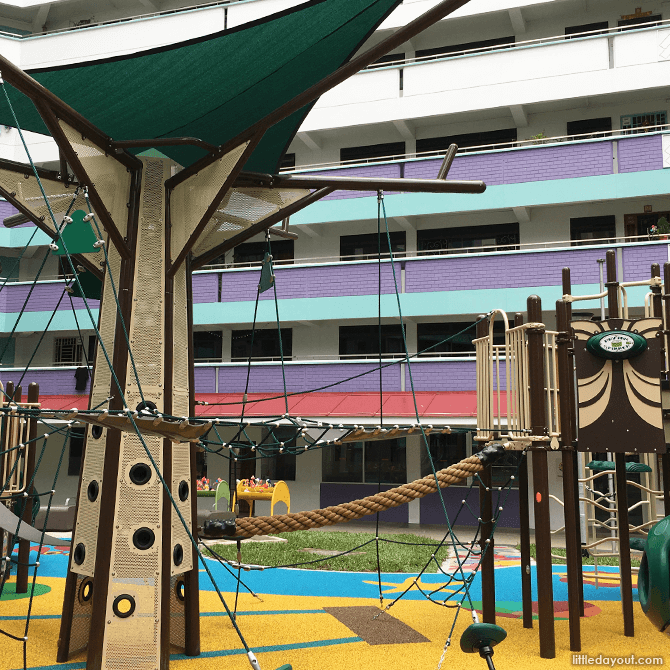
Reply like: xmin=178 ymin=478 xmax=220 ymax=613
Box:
xmin=573 ymin=318 xmax=665 ymax=453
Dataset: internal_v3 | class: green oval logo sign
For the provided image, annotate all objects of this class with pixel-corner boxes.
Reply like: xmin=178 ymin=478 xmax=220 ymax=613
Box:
xmin=586 ymin=330 xmax=648 ymax=359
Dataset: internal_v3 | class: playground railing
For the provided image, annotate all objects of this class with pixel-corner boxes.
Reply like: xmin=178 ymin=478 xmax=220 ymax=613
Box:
xmin=475 ymin=312 xmax=560 ymax=445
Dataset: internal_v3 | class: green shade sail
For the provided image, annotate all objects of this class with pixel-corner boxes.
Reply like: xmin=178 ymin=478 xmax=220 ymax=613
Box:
xmin=0 ymin=0 xmax=403 ymax=172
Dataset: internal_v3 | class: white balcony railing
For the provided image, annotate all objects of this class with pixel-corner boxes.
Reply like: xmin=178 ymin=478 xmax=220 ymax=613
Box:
xmin=199 ymin=234 xmax=669 ymax=273
xmin=283 ymin=126 xmax=670 ymax=172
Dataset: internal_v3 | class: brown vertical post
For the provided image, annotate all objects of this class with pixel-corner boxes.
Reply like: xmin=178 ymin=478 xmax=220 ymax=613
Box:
xmin=651 ymin=264 xmax=670 ymax=518
xmin=14 ymin=386 xmax=32 ymax=594
xmin=607 ymin=252 xmax=634 ymax=637
xmin=616 ymin=452 xmax=635 ymax=637
xmin=662 ymin=264 xmax=670 ymax=517
xmin=514 ymin=312 xmax=533 ymax=629
xmin=556 ymin=300 xmax=581 ymax=651
xmin=563 ymin=268 xmax=584 ymax=616
xmin=184 ymin=253 xmax=200 ymax=656
xmin=527 ymin=295 xmax=555 ymax=659
xmin=16 ymin=384 xmax=39 ymax=595
xmin=606 ymin=250 xmax=619 ymax=319
xmin=476 ymin=316 xmax=495 ymax=624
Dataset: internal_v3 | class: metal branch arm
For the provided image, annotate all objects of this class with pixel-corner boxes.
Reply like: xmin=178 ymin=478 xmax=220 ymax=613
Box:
xmin=233 ymin=452 xmax=492 ymax=538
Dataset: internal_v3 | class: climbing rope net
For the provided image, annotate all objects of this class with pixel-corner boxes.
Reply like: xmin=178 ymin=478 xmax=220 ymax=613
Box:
xmin=0 ymin=78 xmax=516 ymax=670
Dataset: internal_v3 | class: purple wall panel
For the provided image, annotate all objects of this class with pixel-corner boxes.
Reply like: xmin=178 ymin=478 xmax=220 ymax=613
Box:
xmin=192 ymin=274 xmax=218 ymax=304
xmin=220 ymin=262 xmax=399 ymax=303
xmin=621 ymin=244 xmax=669 ymax=281
xmin=0 ymin=282 xmax=99 ymax=313
xmin=0 ymin=201 xmax=18 ymax=219
xmin=217 ymin=362 xmax=401 ymax=394
xmin=1 ymin=367 xmax=91 ymax=396
xmin=420 ymin=487 xmax=519 ymax=527
xmin=318 ymin=163 xmax=401 ymax=201
xmin=404 ymin=247 xmax=605 ymax=293
xmin=404 ymin=141 xmax=613 ymax=185
xmin=320 ymin=483 xmax=408 ymax=522
xmin=405 ymin=360 xmax=478 ymax=392
xmin=194 ymin=366 xmax=216 ymax=393
xmin=618 ymin=135 xmax=663 ymax=173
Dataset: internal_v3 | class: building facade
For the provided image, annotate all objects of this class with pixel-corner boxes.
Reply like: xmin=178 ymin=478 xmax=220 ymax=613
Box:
xmin=0 ymin=0 xmax=668 ymax=529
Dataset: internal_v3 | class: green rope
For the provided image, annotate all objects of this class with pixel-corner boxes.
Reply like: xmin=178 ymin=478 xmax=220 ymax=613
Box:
xmin=377 ymin=194 xmax=476 ymax=612
xmin=266 ymin=234 xmax=289 ymax=414
xmin=14 ymin=290 xmax=66 ymax=391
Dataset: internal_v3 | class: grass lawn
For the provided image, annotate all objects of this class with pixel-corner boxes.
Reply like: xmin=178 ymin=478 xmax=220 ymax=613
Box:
xmin=210 ymin=530 xmax=450 ymax=572
xmin=518 ymin=544 xmax=641 ymax=567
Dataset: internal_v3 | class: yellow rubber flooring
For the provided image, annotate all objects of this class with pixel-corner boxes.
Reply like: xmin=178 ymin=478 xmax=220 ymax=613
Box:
xmin=1 ymin=574 xmax=667 ymax=670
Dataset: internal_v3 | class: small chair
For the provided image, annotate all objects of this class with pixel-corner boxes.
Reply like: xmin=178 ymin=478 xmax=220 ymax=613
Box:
xmin=214 ymin=481 xmax=231 ymax=512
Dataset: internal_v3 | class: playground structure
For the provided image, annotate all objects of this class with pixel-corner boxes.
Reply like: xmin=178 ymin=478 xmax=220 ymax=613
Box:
xmin=472 ymin=249 xmax=670 ymax=657
xmin=0 ymin=0 xmax=490 ymax=669
xmin=0 ymin=0 xmax=668 ymax=666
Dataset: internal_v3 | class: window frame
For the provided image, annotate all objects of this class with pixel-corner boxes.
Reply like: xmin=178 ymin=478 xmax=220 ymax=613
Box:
xmin=339 ymin=323 xmax=405 ymax=359
xmin=322 ymin=438 xmax=407 ymax=484
xmin=231 ymin=327 xmax=293 ymax=362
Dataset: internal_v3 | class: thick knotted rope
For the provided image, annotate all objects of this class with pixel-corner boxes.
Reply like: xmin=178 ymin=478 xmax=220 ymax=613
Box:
xmin=235 ymin=453 xmax=487 ymax=538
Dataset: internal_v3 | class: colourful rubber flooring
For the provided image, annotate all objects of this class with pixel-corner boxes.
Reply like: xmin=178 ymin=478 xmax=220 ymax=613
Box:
xmin=0 ymin=542 xmax=666 ymax=670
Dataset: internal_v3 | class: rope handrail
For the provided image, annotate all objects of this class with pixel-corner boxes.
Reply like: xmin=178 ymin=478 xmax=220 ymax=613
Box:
xmin=233 ymin=445 xmax=504 ymax=537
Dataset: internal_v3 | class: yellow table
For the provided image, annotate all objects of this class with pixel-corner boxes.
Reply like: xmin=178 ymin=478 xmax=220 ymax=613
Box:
xmin=232 ymin=480 xmax=290 ymax=517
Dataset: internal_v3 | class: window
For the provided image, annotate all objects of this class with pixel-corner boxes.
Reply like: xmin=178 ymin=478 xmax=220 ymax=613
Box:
xmin=474 ymin=444 xmax=521 ymax=489
xmin=618 ymin=14 xmax=662 ymax=31
xmin=567 ymin=117 xmax=612 ymax=138
xmin=322 ymin=442 xmax=363 ymax=483
xmin=68 ymin=427 xmax=86 ymax=477
xmin=340 ymin=231 xmax=406 ymax=261
xmin=0 ymin=337 xmax=14 ymax=366
xmin=570 ymin=215 xmax=616 ymax=246
xmin=322 ymin=438 xmax=406 ymax=483
xmin=231 ymin=328 xmax=292 ymax=361
xmin=621 ymin=111 xmax=667 ymax=134
xmin=417 ymin=320 xmax=512 ymax=356
xmin=339 ymin=324 xmax=404 ymax=359
xmin=372 ymin=52 xmax=404 ymax=66
xmin=233 ymin=240 xmax=294 ymax=266
xmin=364 ymin=439 xmax=407 ymax=484
xmin=421 ymin=433 xmax=467 ymax=478
xmin=54 ymin=336 xmax=85 ymax=366
xmin=280 ymin=153 xmax=295 ymax=169
xmin=417 ymin=128 xmax=517 ymax=154
xmin=624 ymin=211 xmax=670 ymax=239
xmin=260 ymin=428 xmax=297 ymax=481
xmin=87 ymin=335 xmax=96 ymax=364
xmin=417 ymin=223 xmax=519 ymax=254
xmin=564 ymin=21 xmax=609 ymax=38
xmin=415 ymin=36 xmax=514 ymax=60
xmin=193 ymin=331 xmax=222 ymax=362
xmin=0 ymin=255 xmax=19 ymax=281
xmin=340 ymin=141 xmax=405 ymax=164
